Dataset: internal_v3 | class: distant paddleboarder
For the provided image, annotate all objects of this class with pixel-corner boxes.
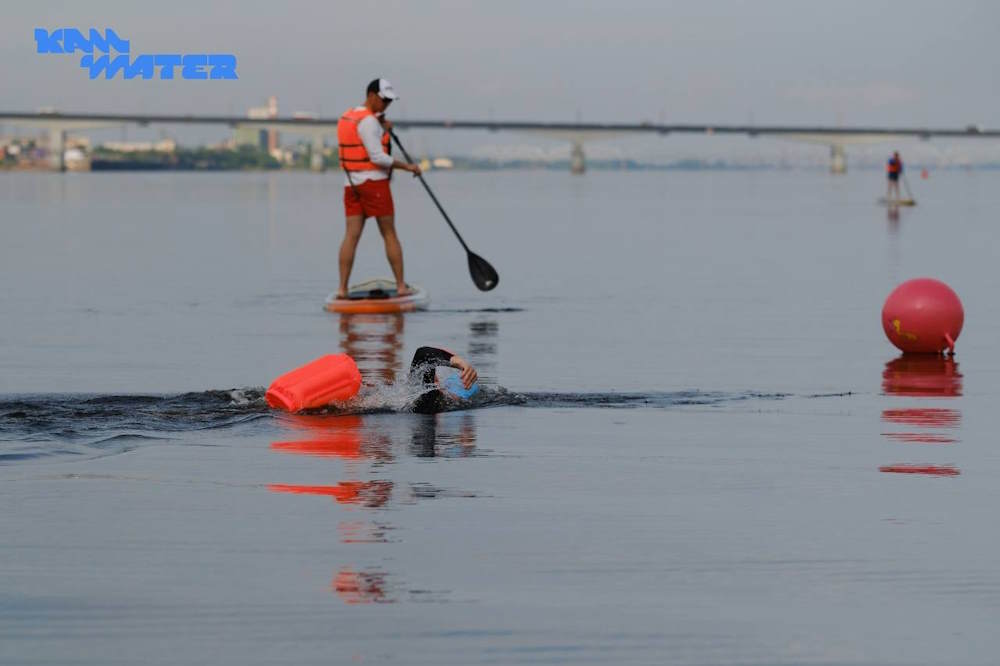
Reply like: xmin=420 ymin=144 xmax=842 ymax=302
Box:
xmin=886 ymin=151 xmax=903 ymax=201
xmin=336 ymin=78 xmax=422 ymax=299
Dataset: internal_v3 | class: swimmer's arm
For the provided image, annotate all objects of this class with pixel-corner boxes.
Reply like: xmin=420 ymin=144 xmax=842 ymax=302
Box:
xmin=449 ymin=354 xmax=478 ymax=389
xmin=411 ymin=347 xmax=478 ymax=389
xmin=410 ymin=346 xmax=453 ymax=369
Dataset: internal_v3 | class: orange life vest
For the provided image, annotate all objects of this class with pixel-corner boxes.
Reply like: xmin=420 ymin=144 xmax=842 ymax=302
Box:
xmin=886 ymin=157 xmax=902 ymax=174
xmin=337 ymin=107 xmax=391 ymax=172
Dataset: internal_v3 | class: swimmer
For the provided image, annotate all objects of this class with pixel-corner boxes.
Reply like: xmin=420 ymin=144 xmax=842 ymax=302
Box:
xmin=408 ymin=346 xmax=478 ymax=414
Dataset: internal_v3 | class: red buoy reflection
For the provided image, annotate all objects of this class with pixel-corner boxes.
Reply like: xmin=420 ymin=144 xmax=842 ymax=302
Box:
xmin=270 ymin=414 xmax=392 ymax=462
xmin=268 ymin=403 xmax=481 ymax=605
xmin=881 ymin=408 xmax=961 ymax=427
xmin=333 ymin=567 xmax=393 ymax=604
xmin=268 ymin=481 xmax=393 ymax=507
xmin=880 ymin=354 xmax=962 ymax=475
xmin=881 ymin=355 xmax=962 ymax=398
xmin=879 ymin=464 xmax=960 ymax=477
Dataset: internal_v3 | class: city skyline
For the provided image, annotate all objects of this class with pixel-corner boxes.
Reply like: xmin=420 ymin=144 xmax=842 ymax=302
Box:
xmin=4 ymin=1 xmax=999 ymax=165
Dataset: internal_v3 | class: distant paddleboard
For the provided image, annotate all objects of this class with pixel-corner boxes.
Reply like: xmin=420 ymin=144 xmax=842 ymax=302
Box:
xmin=878 ymin=197 xmax=916 ymax=207
xmin=324 ymin=278 xmax=429 ymax=314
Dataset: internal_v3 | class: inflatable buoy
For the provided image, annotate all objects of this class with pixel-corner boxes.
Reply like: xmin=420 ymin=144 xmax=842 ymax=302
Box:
xmin=266 ymin=354 xmax=361 ymax=412
xmin=882 ymin=279 xmax=964 ymax=354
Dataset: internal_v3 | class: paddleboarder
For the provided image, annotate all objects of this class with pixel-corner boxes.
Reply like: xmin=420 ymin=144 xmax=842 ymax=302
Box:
xmin=886 ymin=151 xmax=903 ymax=202
xmin=408 ymin=346 xmax=479 ymax=414
xmin=336 ymin=78 xmax=422 ymax=300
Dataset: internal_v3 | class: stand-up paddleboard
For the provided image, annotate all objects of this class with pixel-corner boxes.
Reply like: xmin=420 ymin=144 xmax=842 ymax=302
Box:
xmin=324 ymin=278 xmax=430 ymax=314
xmin=878 ymin=197 xmax=916 ymax=206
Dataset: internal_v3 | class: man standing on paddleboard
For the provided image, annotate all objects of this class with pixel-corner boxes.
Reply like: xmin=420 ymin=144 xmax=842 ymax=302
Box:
xmin=336 ymin=78 xmax=422 ymax=299
xmin=886 ymin=151 xmax=903 ymax=202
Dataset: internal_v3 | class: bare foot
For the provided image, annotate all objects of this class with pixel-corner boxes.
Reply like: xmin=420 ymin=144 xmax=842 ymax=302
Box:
xmin=335 ymin=291 xmax=348 ymax=300
xmin=395 ymin=284 xmax=412 ymax=297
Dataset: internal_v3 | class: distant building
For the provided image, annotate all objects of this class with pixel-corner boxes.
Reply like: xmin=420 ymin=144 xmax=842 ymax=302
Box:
xmin=67 ymin=136 xmax=91 ymax=150
xmin=233 ymin=127 xmax=268 ymax=151
xmin=238 ymin=96 xmax=280 ymax=157
xmin=64 ymin=147 xmax=89 ymax=171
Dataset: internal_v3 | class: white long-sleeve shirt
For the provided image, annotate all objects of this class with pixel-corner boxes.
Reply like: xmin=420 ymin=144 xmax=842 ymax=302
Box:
xmin=343 ymin=107 xmax=393 ymax=186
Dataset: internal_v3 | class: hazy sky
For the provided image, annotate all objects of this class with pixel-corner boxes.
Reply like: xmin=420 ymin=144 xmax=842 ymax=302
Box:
xmin=3 ymin=1 xmax=998 ymax=161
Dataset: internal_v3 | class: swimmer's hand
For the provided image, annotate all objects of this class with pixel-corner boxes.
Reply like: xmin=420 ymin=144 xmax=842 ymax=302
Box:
xmin=449 ymin=355 xmax=478 ymax=389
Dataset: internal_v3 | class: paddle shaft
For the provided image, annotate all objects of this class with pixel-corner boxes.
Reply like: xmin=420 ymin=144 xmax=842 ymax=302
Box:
xmin=902 ymin=173 xmax=915 ymax=200
xmin=389 ymin=129 xmax=471 ymax=253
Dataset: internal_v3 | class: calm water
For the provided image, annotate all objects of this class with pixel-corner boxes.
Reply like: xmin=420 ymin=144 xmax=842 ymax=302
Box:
xmin=2 ymin=169 xmax=1000 ymax=664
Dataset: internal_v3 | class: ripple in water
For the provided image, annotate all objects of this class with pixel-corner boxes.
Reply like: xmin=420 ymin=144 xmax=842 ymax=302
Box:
xmin=0 ymin=385 xmax=815 ymax=463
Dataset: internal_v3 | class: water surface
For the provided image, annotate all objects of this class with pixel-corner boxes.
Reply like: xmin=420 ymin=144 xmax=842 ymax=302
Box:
xmin=2 ymin=170 xmax=999 ymax=664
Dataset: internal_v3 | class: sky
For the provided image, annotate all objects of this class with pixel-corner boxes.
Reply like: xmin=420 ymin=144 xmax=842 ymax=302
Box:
xmin=2 ymin=1 xmax=998 ymax=161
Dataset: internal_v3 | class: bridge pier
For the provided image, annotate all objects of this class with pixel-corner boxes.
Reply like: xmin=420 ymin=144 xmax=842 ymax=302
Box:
xmin=830 ymin=144 xmax=846 ymax=174
xmin=49 ymin=128 xmax=66 ymax=172
xmin=570 ymin=140 xmax=585 ymax=174
xmin=310 ymin=137 xmax=326 ymax=172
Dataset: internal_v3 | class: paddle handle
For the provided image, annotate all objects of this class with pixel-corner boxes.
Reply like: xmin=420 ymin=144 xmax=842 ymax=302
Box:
xmin=389 ymin=129 xmax=471 ymax=253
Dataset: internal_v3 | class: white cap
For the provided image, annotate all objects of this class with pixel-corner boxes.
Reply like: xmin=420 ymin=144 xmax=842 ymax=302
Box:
xmin=377 ymin=78 xmax=399 ymax=101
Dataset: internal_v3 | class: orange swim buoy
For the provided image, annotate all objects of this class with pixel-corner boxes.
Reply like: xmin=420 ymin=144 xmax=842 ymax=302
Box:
xmin=266 ymin=354 xmax=361 ymax=412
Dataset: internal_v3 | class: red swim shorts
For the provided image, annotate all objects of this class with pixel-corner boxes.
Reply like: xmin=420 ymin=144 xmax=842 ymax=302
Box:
xmin=343 ymin=179 xmax=394 ymax=218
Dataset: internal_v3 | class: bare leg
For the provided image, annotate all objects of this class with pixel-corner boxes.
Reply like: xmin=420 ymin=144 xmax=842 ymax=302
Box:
xmin=338 ymin=215 xmax=365 ymax=297
xmin=376 ymin=215 xmax=409 ymax=295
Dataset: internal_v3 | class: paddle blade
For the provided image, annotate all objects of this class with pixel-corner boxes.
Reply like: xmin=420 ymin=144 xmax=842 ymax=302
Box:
xmin=467 ymin=251 xmax=499 ymax=291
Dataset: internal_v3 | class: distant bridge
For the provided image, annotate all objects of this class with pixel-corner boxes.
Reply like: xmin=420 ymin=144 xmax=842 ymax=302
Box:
xmin=2 ymin=110 xmax=997 ymax=173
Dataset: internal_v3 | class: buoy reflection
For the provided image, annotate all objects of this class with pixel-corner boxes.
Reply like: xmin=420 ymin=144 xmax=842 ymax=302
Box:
xmin=880 ymin=354 xmax=962 ymax=475
xmin=270 ymin=414 xmax=393 ymax=461
xmin=269 ymin=412 xmax=478 ymax=605
xmin=879 ymin=464 xmax=960 ymax=477
xmin=332 ymin=567 xmax=393 ymax=604
xmin=881 ymin=408 xmax=961 ymax=427
xmin=268 ymin=481 xmax=393 ymax=507
xmin=881 ymin=355 xmax=962 ymax=398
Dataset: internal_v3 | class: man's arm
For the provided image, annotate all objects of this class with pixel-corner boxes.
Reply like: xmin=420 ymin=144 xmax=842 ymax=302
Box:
xmin=358 ymin=116 xmax=421 ymax=175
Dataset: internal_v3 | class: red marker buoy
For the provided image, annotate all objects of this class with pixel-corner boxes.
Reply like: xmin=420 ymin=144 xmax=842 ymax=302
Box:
xmin=882 ymin=278 xmax=964 ymax=354
xmin=921 ymin=168 xmax=929 ymax=179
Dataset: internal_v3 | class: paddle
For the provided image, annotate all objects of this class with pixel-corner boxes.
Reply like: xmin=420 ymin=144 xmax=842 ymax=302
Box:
xmin=389 ymin=129 xmax=499 ymax=291
xmin=902 ymin=173 xmax=916 ymax=202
